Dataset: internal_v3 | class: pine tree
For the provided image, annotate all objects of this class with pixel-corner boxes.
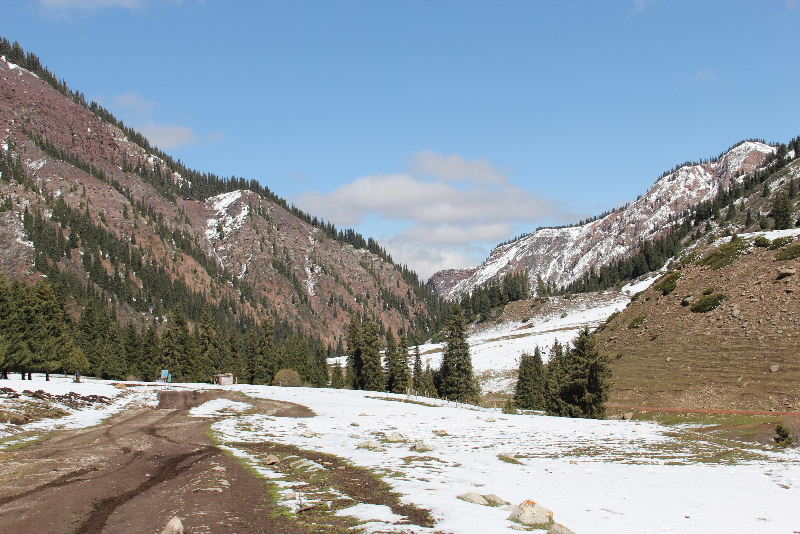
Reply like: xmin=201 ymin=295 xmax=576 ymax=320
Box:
xmin=772 ymin=193 xmax=794 ymax=230
xmin=384 ymin=331 xmax=399 ymax=391
xmin=744 ymin=209 xmax=753 ymax=228
xmin=412 ymin=343 xmax=423 ymax=392
xmin=546 ymin=328 xmax=610 ymax=419
xmin=418 ymin=366 xmax=438 ymax=398
xmin=329 ymin=361 xmax=346 ymax=388
xmin=544 ymin=340 xmax=566 ymax=414
xmin=346 ymin=317 xmax=363 ymax=389
xmin=763 ymin=182 xmax=771 ymax=198
xmin=437 ymin=305 xmax=479 ymax=404
xmin=514 ymin=347 xmax=546 ymax=410
xmin=358 ymin=321 xmax=385 ymax=391
xmin=392 ymin=335 xmax=411 ymax=394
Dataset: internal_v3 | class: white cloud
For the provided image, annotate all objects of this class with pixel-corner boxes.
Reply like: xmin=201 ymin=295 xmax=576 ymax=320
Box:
xmin=138 ymin=123 xmax=198 ymax=149
xmin=39 ymin=0 xmax=141 ymax=12
xmin=105 ymin=91 xmax=206 ymax=150
xmin=632 ymin=0 xmax=656 ymax=12
xmin=402 ymin=223 xmax=512 ymax=245
xmin=381 ymin=238 xmax=485 ymax=280
xmin=294 ymin=150 xmax=563 ymax=278
xmin=112 ymin=91 xmax=155 ymax=114
xmin=296 ymin=173 xmax=555 ymax=228
xmin=411 ymin=150 xmax=508 ymax=185
xmin=693 ymin=67 xmax=716 ymax=83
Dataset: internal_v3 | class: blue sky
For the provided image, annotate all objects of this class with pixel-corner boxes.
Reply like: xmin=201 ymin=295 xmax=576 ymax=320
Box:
xmin=4 ymin=0 xmax=800 ymax=277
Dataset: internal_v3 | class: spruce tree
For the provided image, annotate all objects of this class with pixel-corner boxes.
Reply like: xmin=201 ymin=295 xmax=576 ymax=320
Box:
xmin=546 ymin=328 xmax=610 ymax=419
xmin=392 ymin=335 xmax=411 ymax=394
xmin=437 ymin=305 xmax=479 ymax=404
xmin=346 ymin=317 xmax=363 ymax=388
xmin=384 ymin=331 xmax=399 ymax=391
xmin=358 ymin=321 xmax=385 ymax=391
xmin=772 ymin=193 xmax=794 ymax=230
xmin=329 ymin=361 xmax=346 ymax=388
xmin=514 ymin=347 xmax=546 ymax=410
xmin=412 ymin=343 xmax=423 ymax=392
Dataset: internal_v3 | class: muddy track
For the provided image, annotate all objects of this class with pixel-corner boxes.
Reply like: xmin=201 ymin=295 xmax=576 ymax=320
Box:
xmin=0 ymin=389 xmax=314 ymax=534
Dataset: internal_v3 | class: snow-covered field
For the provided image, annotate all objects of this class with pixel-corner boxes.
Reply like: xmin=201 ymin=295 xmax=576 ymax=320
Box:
xmin=2 ymin=378 xmax=799 ymax=533
xmin=0 ymin=375 xmax=157 ymax=445
xmin=213 ymin=385 xmax=800 ymax=534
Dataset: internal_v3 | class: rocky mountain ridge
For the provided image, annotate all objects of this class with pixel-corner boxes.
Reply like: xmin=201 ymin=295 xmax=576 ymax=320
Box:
xmin=0 ymin=45 xmax=442 ymax=347
xmin=429 ymin=141 xmax=776 ymax=300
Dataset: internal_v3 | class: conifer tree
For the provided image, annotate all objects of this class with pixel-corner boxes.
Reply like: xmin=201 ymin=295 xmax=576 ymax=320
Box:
xmin=514 ymin=347 xmax=546 ymax=410
xmin=418 ymin=366 xmax=438 ymax=398
xmin=392 ymin=335 xmax=411 ymax=394
xmin=772 ymin=193 xmax=794 ymax=230
xmin=412 ymin=343 xmax=423 ymax=392
xmin=545 ymin=329 xmax=610 ymax=419
xmin=346 ymin=317 xmax=363 ymax=388
xmin=384 ymin=331 xmax=399 ymax=391
xmin=329 ymin=361 xmax=346 ymax=388
xmin=358 ymin=321 xmax=385 ymax=391
xmin=437 ymin=305 xmax=479 ymax=404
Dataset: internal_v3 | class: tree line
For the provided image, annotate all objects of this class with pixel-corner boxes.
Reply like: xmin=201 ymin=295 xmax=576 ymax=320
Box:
xmin=460 ymin=271 xmax=530 ymax=323
xmin=342 ymin=306 xmax=480 ymax=404
xmin=0 ymin=274 xmax=330 ymax=385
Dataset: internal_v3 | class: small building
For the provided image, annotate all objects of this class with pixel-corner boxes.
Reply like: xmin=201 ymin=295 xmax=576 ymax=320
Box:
xmin=212 ymin=373 xmax=236 ymax=385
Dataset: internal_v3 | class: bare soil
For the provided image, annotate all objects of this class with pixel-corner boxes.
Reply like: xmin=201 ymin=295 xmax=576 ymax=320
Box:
xmin=0 ymin=389 xmax=319 ymax=534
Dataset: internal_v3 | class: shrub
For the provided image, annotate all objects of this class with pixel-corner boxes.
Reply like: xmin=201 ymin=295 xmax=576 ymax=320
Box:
xmin=769 ymin=236 xmax=795 ymax=250
xmin=630 ymin=291 xmax=643 ymax=301
xmin=776 ymin=242 xmax=800 ymax=261
xmin=699 ymin=236 xmax=749 ymax=269
xmin=628 ymin=315 xmax=647 ymax=329
xmin=654 ymin=271 xmax=680 ymax=296
xmin=775 ymin=422 xmax=794 ymax=446
xmin=502 ymin=399 xmax=518 ymax=414
xmin=690 ymin=293 xmax=728 ymax=313
xmin=703 ymin=287 xmax=715 ymax=295
xmin=754 ymin=236 xmax=771 ymax=248
xmin=272 ymin=368 xmax=303 ymax=387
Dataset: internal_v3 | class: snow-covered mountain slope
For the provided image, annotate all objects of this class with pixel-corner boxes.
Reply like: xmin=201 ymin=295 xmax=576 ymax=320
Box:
xmin=429 ymin=141 xmax=776 ymax=300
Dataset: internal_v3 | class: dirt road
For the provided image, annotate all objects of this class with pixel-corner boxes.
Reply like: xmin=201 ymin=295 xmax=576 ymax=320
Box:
xmin=0 ymin=389 xmax=313 ymax=534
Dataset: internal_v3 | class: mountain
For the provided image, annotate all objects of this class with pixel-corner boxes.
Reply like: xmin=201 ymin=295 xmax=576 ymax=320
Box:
xmin=0 ymin=39 xmax=443 ymax=350
xmin=428 ymin=141 xmax=777 ymax=300
xmin=596 ymin=226 xmax=800 ymax=412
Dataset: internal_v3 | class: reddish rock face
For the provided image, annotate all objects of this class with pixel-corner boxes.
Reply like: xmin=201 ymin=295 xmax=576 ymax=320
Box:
xmin=429 ymin=141 xmax=776 ymax=300
xmin=0 ymin=55 xmax=436 ymax=345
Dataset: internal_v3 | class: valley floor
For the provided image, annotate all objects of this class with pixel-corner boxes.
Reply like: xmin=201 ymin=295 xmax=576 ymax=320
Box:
xmin=2 ymin=377 xmax=800 ymax=533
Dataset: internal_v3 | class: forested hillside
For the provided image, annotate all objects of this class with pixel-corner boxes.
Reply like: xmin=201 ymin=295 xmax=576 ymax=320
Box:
xmin=0 ymin=38 xmax=445 ymax=382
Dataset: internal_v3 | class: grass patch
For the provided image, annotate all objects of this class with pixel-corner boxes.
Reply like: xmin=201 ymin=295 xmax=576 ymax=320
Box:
xmin=628 ymin=315 xmax=647 ymax=329
xmin=776 ymin=241 xmax=800 ymax=260
xmin=699 ymin=236 xmax=749 ymax=269
xmin=690 ymin=293 xmax=728 ymax=313
xmin=754 ymin=236 xmax=771 ymax=247
xmin=702 ymin=287 xmax=715 ymax=295
xmin=653 ymin=271 xmax=680 ymax=296
xmin=769 ymin=236 xmax=796 ymax=250
xmin=365 ymin=396 xmax=439 ymax=407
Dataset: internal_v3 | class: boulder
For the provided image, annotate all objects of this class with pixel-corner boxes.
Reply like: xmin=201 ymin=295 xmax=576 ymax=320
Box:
xmin=548 ymin=523 xmax=575 ymax=534
xmin=508 ymin=500 xmax=554 ymax=528
xmin=433 ymin=429 xmax=449 ymax=437
xmin=410 ymin=441 xmax=435 ymax=452
xmin=299 ymin=429 xmax=317 ymax=438
xmin=263 ymin=454 xmax=280 ymax=465
xmin=483 ymin=494 xmax=510 ymax=506
xmin=777 ymin=267 xmax=796 ymax=280
xmin=681 ymin=295 xmax=695 ymax=307
xmin=457 ymin=492 xmax=489 ymax=505
xmin=770 ymin=364 xmax=780 ymax=373
xmin=497 ymin=453 xmax=523 ymax=464
xmin=385 ymin=432 xmax=406 ymax=443
xmin=357 ymin=440 xmax=383 ymax=451
xmin=161 ymin=517 xmax=184 ymax=534
xmin=623 ymin=412 xmax=634 ymax=420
